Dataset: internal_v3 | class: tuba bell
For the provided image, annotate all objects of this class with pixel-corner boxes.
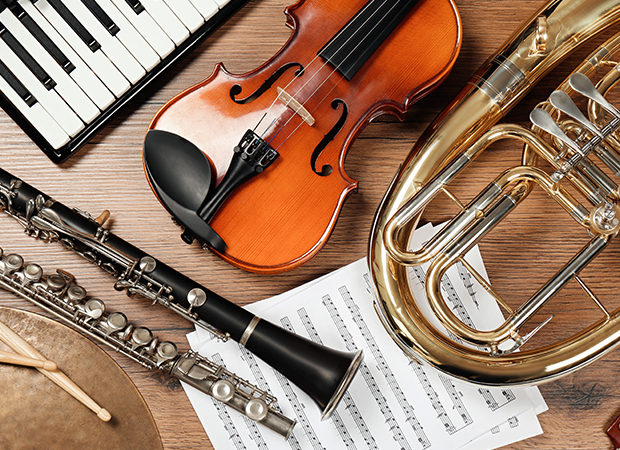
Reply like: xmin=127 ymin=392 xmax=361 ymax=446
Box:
xmin=370 ymin=0 xmax=620 ymax=386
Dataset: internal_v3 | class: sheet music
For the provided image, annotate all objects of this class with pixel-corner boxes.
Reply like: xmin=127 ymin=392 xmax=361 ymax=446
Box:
xmin=183 ymin=223 xmax=547 ymax=450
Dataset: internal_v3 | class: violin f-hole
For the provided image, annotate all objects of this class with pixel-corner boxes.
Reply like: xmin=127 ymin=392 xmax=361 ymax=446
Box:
xmin=230 ymin=62 xmax=304 ymax=104
xmin=311 ymin=99 xmax=348 ymax=177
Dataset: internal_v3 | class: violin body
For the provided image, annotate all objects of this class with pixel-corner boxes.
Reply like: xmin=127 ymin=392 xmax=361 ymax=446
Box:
xmin=146 ymin=0 xmax=461 ymax=273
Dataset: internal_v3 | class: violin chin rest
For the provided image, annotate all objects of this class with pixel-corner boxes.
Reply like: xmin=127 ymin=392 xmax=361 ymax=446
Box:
xmin=143 ymin=129 xmax=227 ymax=252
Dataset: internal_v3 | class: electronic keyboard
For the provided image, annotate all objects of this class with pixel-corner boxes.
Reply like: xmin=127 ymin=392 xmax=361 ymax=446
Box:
xmin=0 ymin=0 xmax=249 ymax=163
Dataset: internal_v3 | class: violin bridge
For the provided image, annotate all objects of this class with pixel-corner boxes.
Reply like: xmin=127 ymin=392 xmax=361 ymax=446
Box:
xmin=277 ymin=87 xmax=315 ymax=126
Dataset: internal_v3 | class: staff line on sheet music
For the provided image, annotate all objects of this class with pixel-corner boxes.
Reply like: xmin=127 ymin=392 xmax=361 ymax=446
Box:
xmin=346 ymin=281 xmax=431 ymax=449
xmin=321 ymin=294 xmax=414 ymax=450
xmin=440 ymin=375 xmax=474 ymax=428
xmin=478 ymin=388 xmax=517 ymax=412
xmin=456 ymin=261 xmax=480 ymax=310
xmin=300 ymin=299 xmax=379 ymax=450
xmin=408 ymin=262 xmax=526 ymax=433
xmin=409 ymin=360 xmax=458 ymax=434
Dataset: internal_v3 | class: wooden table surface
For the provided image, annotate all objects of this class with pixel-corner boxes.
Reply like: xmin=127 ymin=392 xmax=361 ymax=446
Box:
xmin=1 ymin=0 xmax=620 ymax=449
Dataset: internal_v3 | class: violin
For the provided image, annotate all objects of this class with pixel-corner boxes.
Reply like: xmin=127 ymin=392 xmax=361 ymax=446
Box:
xmin=144 ymin=0 xmax=461 ymax=273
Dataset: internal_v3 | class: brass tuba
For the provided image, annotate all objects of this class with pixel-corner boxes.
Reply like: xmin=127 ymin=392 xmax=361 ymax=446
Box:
xmin=370 ymin=0 xmax=620 ymax=386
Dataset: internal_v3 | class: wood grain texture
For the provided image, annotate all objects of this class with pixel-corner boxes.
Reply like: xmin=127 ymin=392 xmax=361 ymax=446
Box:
xmin=1 ymin=0 xmax=620 ymax=449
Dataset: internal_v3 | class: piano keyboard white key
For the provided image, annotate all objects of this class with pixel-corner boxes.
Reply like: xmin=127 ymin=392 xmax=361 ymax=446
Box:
xmin=0 ymin=59 xmax=70 ymax=148
xmin=89 ymin=0 xmax=161 ymax=71
xmin=212 ymin=0 xmax=233 ymax=8
xmin=9 ymin=1 xmax=75 ymax=74
xmin=0 ymin=0 xmax=250 ymax=160
xmin=32 ymin=0 xmax=130 ymax=97
xmin=0 ymin=36 xmax=83 ymax=136
xmin=0 ymin=4 xmax=100 ymax=123
xmin=188 ymin=0 xmax=218 ymax=21
xmin=161 ymin=0 xmax=203 ymax=33
xmin=110 ymin=0 xmax=174 ymax=59
xmin=139 ymin=0 xmax=189 ymax=45
xmin=59 ymin=0 xmax=145 ymax=83
xmin=18 ymin=0 xmax=115 ymax=110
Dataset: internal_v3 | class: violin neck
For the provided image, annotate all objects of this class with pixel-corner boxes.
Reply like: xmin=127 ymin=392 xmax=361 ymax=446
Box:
xmin=318 ymin=0 xmax=420 ymax=80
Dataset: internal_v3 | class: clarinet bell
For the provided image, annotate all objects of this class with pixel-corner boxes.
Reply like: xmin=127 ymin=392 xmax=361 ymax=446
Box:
xmin=244 ymin=318 xmax=363 ymax=420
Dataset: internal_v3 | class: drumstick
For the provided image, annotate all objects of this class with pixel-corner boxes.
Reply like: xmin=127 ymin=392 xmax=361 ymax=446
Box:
xmin=0 ymin=349 xmax=57 ymax=370
xmin=0 ymin=320 xmax=112 ymax=422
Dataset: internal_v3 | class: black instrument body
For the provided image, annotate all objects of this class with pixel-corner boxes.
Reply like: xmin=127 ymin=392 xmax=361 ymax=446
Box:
xmin=0 ymin=166 xmax=361 ymax=417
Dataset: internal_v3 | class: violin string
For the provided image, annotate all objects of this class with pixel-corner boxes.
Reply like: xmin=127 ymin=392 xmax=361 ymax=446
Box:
xmin=254 ymin=0 xmax=397 ymax=140
xmin=253 ymin=0 xmax=385 ymax=136
xmin=266 ymin=0 xmax=408 ymax=149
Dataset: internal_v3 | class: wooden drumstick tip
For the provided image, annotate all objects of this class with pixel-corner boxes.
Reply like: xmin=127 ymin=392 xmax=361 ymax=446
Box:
xmin=41 ymin=360 xmax=57 ymax=371
xmin=97 ymin=408 xmax=112 ymax=422
xmin=0 ymin=349 xmax=57 ymax=370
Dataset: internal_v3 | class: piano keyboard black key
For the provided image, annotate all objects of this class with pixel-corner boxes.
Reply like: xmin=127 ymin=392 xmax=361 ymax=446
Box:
xmin=0 ymin=32 xmax=84 ymax=136
xmin=1 ymin=2 xmax=99 ymax=122
xmin=80 ymin=0 xmax=119 ymax=36
xmin=62 ymin=0 xmax=145 ymax=82
xmin=0 ymin=20 xmax=56 ymax=90
xmin=0 ymin=0 xmax=249 ymax=163
xmin=47 ymin=0 xmax=100 ymax=51
xmin=124 ymin=0 xmax=143 ymax=14
xmin=31 ymin=0 xmax=131 ymax=97
xmin=0 ymin=57 xmax=71 ymax=148
xmin=0 ymin=58 xmax=36 ymax=106
xmin=92 ymin=0 xmax=160 ymax=71
xmin=19 ymin=0 xmax=116 ymax=110
xmin=6 ymin=1 xmax=76 ymax=73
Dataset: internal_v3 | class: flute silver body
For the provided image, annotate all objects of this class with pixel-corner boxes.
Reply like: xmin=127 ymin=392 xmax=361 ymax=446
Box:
xmin=0 ymin=248 xmax=296 ymax=438
xmin=0 ymin=167 xmax=362 ymax=422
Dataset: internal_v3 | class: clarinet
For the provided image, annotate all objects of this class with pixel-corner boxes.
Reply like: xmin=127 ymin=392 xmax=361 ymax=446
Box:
xmin=0 ymin=248 xmax=295 ymax=437
xmin=0 ymin=167 xmax=362 ymax=422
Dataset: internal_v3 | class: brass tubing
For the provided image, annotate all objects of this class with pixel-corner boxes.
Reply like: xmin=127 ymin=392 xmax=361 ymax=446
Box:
xmin=385 ymin=124 xmax=596 ymax=266
xmin=424 ymin=165 xmax=592 ymax=346
xmin=371 ymin=0 xmax=620 ymax=386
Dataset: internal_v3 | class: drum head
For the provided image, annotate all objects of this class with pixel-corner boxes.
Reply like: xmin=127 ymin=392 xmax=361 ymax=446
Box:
xmin=0 ymin=307 xmax=163 ymax=450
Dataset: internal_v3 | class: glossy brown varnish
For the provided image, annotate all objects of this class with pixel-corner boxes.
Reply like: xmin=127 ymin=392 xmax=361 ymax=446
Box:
xmin=147 ymin=0 xmax=462 ymax=273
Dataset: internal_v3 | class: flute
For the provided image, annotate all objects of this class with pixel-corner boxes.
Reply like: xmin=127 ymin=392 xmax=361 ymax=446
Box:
xmin=0 ymin=167 xmax=362 ymax=422
xmin=0 ymin=248 xmax=292 ymax=436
